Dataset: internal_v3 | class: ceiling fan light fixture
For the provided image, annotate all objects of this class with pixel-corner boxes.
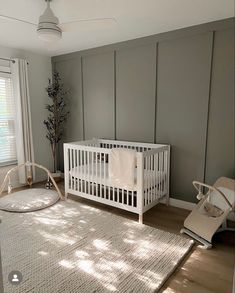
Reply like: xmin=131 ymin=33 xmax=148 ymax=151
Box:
xmin=0 ymin=0 xmax=118 ymax=46
xmin=37 ymin=0 xmax=62 ymax=43
xmin=37 ymin=27 xmax=62 ymax=42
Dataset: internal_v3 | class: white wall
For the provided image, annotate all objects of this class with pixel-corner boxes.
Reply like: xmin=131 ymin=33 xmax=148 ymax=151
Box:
xmin=0 ymin=45 xmax=52 ymax=188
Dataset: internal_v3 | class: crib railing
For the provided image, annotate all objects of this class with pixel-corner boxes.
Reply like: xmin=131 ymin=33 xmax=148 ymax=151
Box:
xmin=98 ymin=138 xmax=166 ymax=153
xmin=64 ymin=140 xmax=170 ymax=216
xmin=142 ymin=147 xmax=170 ymax=211
xmin=64 ymin=145 xmax=138 ymax=212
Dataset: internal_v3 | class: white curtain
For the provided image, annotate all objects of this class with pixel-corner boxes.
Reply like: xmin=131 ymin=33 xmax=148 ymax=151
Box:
xmin=11 ymin=59 xmax=35 ymax=183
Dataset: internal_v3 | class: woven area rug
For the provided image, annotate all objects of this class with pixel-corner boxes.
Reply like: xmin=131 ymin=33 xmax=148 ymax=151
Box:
xmin=0 ymin=200 xmax=193 ymax=293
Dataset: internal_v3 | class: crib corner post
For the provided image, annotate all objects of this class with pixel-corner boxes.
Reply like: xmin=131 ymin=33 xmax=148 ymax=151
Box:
xmin=166 ymin=145 xmax=171 ymax=206
xmin=64 ymin=143 xmax=69 ymax=199
xmin=139 ymin=214 xmax=143 ymax=224
xmin=137 ymin=152 xmax=144 ymax=224
xmin=64 ymin=192 xmax=68 ymax=200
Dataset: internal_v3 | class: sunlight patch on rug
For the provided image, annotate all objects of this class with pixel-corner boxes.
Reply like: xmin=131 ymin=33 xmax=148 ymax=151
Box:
xmin=0 ymin=200 xmax=193 ymax=292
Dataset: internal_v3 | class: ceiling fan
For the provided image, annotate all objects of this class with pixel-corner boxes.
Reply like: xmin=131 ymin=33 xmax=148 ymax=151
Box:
xmin=0 ymin=0 xmax=117 ymax=43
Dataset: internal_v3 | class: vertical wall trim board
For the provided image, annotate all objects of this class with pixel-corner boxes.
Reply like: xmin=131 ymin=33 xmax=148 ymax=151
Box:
xmin=154 ymin=42 xmax=159 ymax=143
xmin=203 ymin=31 xmax=215 ymax=183
xmin=81 ymin=56 xmax=85 ymax=140
xmin=114 ymin=50 xmax=117 ymax=140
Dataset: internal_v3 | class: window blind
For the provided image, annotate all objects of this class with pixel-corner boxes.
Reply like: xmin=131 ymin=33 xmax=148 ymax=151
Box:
xmin=0 ymin=71 xmax=17 ymax=166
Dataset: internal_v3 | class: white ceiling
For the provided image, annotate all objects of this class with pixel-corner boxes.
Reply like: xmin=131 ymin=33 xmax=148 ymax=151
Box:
xmin=0 ymin=0 xmax=234 ymax=57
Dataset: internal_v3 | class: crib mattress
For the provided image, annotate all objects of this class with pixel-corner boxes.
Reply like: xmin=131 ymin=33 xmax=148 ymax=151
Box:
xmin=69 ymin=162 xmax=166 ymax=191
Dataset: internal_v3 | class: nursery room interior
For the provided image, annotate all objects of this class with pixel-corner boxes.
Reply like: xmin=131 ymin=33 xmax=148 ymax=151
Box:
xmin=0 ymin=0 xmax=234 ymax=292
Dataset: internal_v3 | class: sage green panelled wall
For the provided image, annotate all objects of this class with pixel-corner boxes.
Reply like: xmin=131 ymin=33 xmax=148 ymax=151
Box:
xmin=205 ymin=28 xmax=235 ymax=185
xmin=156 ymin=33 xmax=213 ymax=202
xmin=54 ymin=58 xmax=83 ymax=170
xmin=83 ymin=52 xmax=115 ymax=140
xmin=116 ymin=45 xmax=156 ymax=142
xmin=52 ymin=18 xmax=234 ymax=203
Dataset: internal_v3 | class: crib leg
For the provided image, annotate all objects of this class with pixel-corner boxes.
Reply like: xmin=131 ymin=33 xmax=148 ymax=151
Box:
xmin=165 ymin=194 xmax=170 ymax=206
xmin=64 ymin=192 xmax=68 ymax=200
xmin=139 ymin=214 xmax=143 ymax=224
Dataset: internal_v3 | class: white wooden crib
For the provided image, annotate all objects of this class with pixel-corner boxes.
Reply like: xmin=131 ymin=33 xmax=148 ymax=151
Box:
xmin=64 ymin=139 xmax=170 ymax=223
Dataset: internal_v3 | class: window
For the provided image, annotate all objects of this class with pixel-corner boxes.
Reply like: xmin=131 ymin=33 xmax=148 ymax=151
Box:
xmin=0 ymin=68 xmax=17 ymax=166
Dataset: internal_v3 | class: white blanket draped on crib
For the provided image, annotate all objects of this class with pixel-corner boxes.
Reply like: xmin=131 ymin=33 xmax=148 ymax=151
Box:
xmin=109 ymin=148 xmax=136 ymax=189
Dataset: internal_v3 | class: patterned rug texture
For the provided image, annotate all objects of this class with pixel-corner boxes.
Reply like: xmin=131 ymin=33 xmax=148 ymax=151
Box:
xmin=0 ymin=199 xmax=193 ymax=292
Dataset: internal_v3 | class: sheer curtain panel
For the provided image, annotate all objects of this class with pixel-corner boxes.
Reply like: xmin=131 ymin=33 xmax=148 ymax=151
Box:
xmin=11 ymin=59 xmax=35 ymax=183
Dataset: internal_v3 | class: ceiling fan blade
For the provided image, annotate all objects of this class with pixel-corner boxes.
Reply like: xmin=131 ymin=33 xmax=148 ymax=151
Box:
xmin=58 ymin=18 xmax=117 ymax=32
xmin=0 ymin=14 xmax=37 ymax=26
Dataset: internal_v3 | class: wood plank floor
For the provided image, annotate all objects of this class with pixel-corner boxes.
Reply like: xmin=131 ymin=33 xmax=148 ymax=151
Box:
xmin=1 ymin=181 xmax=235 ymax=293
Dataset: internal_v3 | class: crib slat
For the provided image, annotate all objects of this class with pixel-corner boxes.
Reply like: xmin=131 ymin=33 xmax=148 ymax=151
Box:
xmin=147 ymin=156 xmax=150 ymax=205
xmin=68 ymin=148 xmax=70 ymax=189
xmin=73 ymin=149 xmax=75 ymax=190
xmin=79 ymin=150 xmax=82 ymax=192
xmin=153 ymin=154 xmax=156 ymax=200
xmin=99 ymin=152 xmax=102 ymax=198
xmin=87 ymin=152 xmax=91 ymax=194
xmin=75 ymin=149 xmax=78 ymax=191
xmin=163 ymin=151 xmax=166 ymax=195
xmin=157 ymin=153 xmax=161 ymax=198
xmin=80 ymin=150 xmax=83 ymax=193
xmin=103 ymin=154 xmax=105 ymax=198
xmin=108 ymin=155 xmax=111 ymax=200
xmin=77 ymin=150 xmax=79 ymax=192
xmin=96 ymin=152 xmax=98 ymax=196
xmin=83 ymin=150 xmax=86 ymax=194
xmin=70 ymin=148 xmax=73 ymax=190
xmin=147 ymin=155 xmax=150 ymax=205
xmin=162 ymin=152 xmax=164 ymax=195
xmin=145 ymin=157 xmax=147 ymax=205
xmin=158 ymin=153 xmax=160 ymax=198
xmin=152 ymin=154 xmax=155 ymax=202
xmin=84 ymin=150 xmax=86 ymax=194
xmin=150 ymin=155 xmax=153 ymax=204
xmin=91 ymin=151 xmax=94 ymax=196
xmin=160 ymin=151 xmax=163 ymax=196
xmin=148 ymin=155 xmax=151 ymax=204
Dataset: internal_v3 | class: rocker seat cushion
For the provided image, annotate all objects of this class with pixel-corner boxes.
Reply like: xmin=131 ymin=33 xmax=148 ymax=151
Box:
xmin=203 ymin=202 xmax=224 ymax=217
xmin=0 ymin=188 xmax=60 ymax=213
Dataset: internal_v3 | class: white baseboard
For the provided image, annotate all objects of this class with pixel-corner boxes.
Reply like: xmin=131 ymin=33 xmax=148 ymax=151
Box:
xmin=169 ymin=197 xmax=196 ymax=210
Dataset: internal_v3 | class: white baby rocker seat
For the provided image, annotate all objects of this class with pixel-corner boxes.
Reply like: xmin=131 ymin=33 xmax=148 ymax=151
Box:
xmin=181 ymin=177 xmax=235 ymax=249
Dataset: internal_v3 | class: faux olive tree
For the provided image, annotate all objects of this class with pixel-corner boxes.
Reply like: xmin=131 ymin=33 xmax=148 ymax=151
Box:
xmin=44 ymin=71 xmax=69 ymax=173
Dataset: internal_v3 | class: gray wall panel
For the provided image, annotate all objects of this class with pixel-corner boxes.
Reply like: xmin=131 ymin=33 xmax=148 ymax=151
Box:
xmin=116 ymin=45 xmax=156 ymax=142
xmin=205 ymin=29 xmax=235 ymax=184
xmin=83 ymin=52 xmax=115 ymax=140
xmin=156 ymin=33 xmax=213 ymax=202
xmin=55 ymin=58 xmax=83 ymax=170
